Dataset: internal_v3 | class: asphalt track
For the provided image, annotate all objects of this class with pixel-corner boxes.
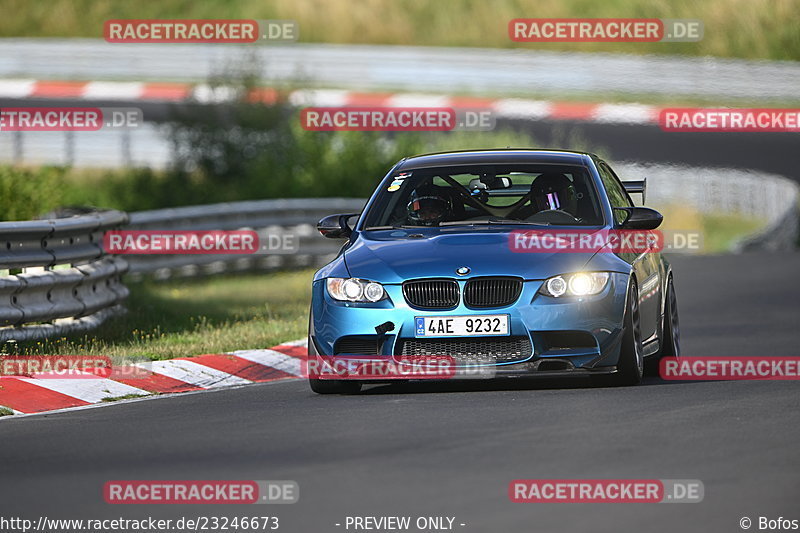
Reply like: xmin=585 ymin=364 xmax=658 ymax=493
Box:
xmin=1 ymin=252 xmax=799 ymax=533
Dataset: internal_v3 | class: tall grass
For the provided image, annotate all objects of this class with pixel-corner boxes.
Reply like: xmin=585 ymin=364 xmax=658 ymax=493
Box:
xmin=0 ymin=0 xmax=797 ymax=60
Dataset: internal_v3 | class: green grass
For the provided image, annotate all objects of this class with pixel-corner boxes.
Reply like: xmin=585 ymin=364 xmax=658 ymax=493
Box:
xmin=0 ymin=0 xmax=798 ymax=60
xmin=101 ymin=393 xmax=151 ymax=402
xmin=702 ymin=213 xmax=768 ymax=252
xmin=0 ymin=407 xmax=14 ymax=417
xmin=3 ymin=269 xmax=314 ymax=363
xmin=650 ymin=203 xmax=768 ymax=254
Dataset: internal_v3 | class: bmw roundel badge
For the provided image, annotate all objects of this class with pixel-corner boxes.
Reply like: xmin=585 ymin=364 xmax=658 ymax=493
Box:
xmin=456 ymin=266 xmax=470 ymax=275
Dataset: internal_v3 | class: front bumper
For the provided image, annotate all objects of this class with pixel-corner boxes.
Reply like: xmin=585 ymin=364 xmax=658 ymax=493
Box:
xmin=309 ymin=272 xmax=630 ymax=380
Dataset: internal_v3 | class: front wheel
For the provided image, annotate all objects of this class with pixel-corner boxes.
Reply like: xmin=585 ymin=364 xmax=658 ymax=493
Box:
xmin=596 ymin=278 xmax=643 ymax=387
xmin=660 ymin=276 xmax=680 ymax=358
xmin=645 ymin=275 xmax=680 ymax=376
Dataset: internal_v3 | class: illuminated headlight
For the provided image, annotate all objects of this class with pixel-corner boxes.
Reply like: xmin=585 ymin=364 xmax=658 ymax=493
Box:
xmin=539 ymin=272 xmax=610 ymax=297
xmin=327 ymin=278 xmax=387 ymax=303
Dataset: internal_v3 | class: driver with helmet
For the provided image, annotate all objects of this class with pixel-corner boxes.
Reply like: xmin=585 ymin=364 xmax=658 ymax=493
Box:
xmin=515 ymin=172 xmax=578 ymax=220
xmin=406 ymin=184 xmax=452 ymax=226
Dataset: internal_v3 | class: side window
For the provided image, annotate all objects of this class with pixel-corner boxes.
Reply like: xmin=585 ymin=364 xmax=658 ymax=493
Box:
xmin=597 ymin=161 xmax=632 ymax=225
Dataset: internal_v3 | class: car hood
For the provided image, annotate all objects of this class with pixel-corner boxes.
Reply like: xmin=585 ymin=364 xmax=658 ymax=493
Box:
xmin=344 ymin=228 xmax=599 ymax=283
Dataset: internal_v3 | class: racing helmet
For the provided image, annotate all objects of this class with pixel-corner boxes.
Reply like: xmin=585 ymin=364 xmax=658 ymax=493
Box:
xmin=406 ymin=186 xmax=451 ymax=226
xmin=529 ymin=173 xmax=578 ymax=214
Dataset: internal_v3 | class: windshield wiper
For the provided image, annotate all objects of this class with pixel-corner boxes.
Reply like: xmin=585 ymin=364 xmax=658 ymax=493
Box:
xmin=488 ymin=219 xmax=550 ymax=226
xmin=439 ymin=220 xmax=497 ymax=226
xmin=364 ymin=225 xmax=429 ymax=230
xmin=440 ymin=219 xmax=550 ymax=226
xmin=367 ymin=221 xmax=550 ymax=230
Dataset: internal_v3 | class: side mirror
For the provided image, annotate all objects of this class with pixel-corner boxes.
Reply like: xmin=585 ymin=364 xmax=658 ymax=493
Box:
xmin=615 ymin=207 xmax=663 ymax=230
xmin=622 ymin=179 xmax=647 ymax=204
xmin=317 ymin=213 xmax=358 ymax=238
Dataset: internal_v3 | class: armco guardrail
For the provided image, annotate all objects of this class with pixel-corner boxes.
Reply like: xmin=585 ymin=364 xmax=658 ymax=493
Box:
xmin=125 ymin=198 xmax=365 ymax=280
xmin=0 ymin=210 xmax=129 ymax=342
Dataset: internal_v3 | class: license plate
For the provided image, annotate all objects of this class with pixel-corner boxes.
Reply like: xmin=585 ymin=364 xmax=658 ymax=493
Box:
xmin=415 ymin=315 xmax=509 ymax=337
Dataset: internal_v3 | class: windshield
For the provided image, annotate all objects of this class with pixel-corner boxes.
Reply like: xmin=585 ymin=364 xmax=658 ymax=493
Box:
xmin=362 ymin=164 xmax=604 ymax=229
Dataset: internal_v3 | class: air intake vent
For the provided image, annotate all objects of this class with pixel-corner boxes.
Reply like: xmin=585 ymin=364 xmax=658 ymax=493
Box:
xmin=398 ymin=336 xmax=532 ymax=366
xmin=464 ymin=277 xmax=523 ymax=308
xmin=402 ymin=279 xmax=459 ymax=309
xmin=334 ymin=336 xmax=380 ymax=355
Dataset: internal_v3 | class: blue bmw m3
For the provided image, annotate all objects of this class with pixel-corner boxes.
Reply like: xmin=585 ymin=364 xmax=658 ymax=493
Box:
xmin=308 ymin=149 xmax=680 ymax=393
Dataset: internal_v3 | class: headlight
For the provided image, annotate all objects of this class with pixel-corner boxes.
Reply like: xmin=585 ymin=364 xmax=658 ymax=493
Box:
xmin=539 ymin=272 xmax=610 ymax=297
xmin=327 ymin=278 xmax=387 ymax=303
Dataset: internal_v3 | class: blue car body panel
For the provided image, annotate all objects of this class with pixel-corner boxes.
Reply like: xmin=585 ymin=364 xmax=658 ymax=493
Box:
xmin=310 ymin=150 xmax=671 ymax=379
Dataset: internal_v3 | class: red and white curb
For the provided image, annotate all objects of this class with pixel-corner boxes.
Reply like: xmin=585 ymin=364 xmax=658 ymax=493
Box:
xmin=0 ymin=340 xmax=308 ymax=416
xmin=0 ymin=79 xmax=661 ymax=125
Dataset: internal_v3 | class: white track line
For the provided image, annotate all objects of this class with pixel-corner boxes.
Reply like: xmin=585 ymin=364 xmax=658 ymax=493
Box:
xmin=0 ymin=78 xmax=36 ymax=98
xmin=192 ymin=84 xmax=239 ymax=103
xmin=592 ymin=103 xmax=658 ymax=124
xmin=493 ymin=98 xmax=554 ymax=119
xmin=288 ymin=88 xmax=351 ymax=107
xmin=387 ymin=93 xmax=450 ymax=108
xmin=83 ymin=81 xmax=144 ymax=100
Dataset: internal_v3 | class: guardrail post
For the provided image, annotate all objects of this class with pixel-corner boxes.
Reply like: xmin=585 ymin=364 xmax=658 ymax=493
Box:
xmin=13 ymin=130 xmax=24 ymax=164
xmin=65 ymin=130 xmax=75 ymax=166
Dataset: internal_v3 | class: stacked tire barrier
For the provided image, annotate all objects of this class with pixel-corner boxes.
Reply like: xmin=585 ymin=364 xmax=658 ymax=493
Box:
xmin=0 ymin=210 xmax=129 ymax=342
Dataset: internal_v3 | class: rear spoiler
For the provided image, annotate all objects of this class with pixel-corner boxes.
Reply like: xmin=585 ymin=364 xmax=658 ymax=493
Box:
xmin=622 ymin=179 xmax=647 ymax=204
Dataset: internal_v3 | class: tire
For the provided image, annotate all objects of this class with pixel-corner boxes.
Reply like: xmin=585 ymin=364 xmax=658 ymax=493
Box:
xmin=661 ymin=276 xmax=680 ymax=358
xmin=645 ymin=276 xmax=680 ymax=377
xmin=309 ymin=378 xmax=362 ymax=395
xmin=596 ymin=278 xmax=643 ymax=386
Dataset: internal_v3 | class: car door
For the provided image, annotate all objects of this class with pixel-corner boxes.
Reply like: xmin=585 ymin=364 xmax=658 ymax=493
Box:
xmin=597 ymin=160 xmax=661 ymax=343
